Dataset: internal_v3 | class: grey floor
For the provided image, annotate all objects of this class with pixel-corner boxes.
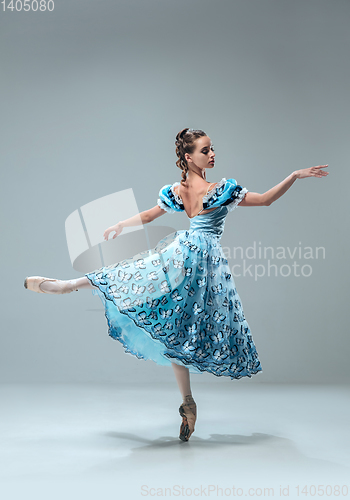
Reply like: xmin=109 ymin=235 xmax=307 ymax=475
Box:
xmin=1 ymin=382 xmax=349 ymax=500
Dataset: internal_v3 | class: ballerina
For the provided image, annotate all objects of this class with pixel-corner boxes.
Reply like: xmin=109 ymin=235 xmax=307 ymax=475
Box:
xmin=24 ymin=127 xmax=329 ymax=441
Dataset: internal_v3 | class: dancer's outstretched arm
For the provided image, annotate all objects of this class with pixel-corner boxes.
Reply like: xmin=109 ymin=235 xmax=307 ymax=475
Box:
xmin=103 ymin=205 xmax=166 ymax=241
xmin=239 ymin=165 xmax=329 ymax=207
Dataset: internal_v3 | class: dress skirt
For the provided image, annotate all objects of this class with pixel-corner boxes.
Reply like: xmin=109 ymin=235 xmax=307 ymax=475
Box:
xmin=85 ymin=229 xmax=262 ymax=380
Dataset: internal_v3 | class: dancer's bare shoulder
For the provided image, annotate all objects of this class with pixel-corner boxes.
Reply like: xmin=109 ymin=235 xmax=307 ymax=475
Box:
xmin=175 ymin=180 xmax=219 ymax=197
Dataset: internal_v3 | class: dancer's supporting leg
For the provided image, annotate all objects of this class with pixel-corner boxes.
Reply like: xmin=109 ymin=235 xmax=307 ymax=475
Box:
xmin=38 ymin=276 xmax=95 ymax=293
xmin=171 ymin=362 xmax=192 ymax=399
xmin=172 ymin=362 xmax=197 ymax=441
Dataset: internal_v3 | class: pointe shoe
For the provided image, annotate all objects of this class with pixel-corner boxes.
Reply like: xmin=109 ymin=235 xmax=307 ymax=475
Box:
xmin=179 ymin=394 xmax=197 ymax=442
xmin=24 ymin=276 xmax=79 ymax=294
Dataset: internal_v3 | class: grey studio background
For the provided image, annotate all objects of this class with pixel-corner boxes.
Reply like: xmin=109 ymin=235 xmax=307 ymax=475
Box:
xmin=1 ymin=0 xmax=349 ymax=387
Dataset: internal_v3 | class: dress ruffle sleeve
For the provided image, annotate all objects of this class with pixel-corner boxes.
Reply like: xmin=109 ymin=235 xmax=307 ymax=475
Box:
xmin=220 ymin=178 xmax=248 ymax=212
xmin=157 ymin=183 xmax=184 ymax=213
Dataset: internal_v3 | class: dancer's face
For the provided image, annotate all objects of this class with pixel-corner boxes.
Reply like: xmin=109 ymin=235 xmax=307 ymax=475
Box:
xmin=185 ymin=136 xmax=215 ymax=171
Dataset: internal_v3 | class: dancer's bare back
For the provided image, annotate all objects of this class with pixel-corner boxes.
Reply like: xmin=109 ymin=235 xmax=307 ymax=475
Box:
xmin=173 ymin=181 xmax=220 ymax=219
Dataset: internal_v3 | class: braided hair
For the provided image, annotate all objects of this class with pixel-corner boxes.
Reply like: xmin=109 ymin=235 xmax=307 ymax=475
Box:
xmin=175 ymin=128 xmax=207 ymax=186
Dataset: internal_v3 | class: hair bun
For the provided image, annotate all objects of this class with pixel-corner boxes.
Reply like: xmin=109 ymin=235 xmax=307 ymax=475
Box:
xmin=180 ymin=128 xmax=189 ymax=137
xmin=177 ymin=128 xmax=189 ymax=141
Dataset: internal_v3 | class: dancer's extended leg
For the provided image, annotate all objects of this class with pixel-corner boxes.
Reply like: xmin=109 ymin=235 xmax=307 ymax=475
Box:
xmin=38 ymin=276 xmax=95 ymax=293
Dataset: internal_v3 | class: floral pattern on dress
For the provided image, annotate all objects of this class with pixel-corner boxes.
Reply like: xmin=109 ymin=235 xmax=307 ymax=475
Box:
xmin=86 ymin=178 xmax=262 ymax=381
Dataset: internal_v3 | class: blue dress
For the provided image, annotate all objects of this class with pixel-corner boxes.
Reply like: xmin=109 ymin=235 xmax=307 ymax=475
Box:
xmin=85 ymin=177 xmax=262 ymax=380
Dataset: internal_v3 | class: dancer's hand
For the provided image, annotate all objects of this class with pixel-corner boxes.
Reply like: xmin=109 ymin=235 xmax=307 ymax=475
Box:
xmin=295 ymin=165 xmax=329 ymax=179
xmin=103 ymin=222 xmax=123 ymax=241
